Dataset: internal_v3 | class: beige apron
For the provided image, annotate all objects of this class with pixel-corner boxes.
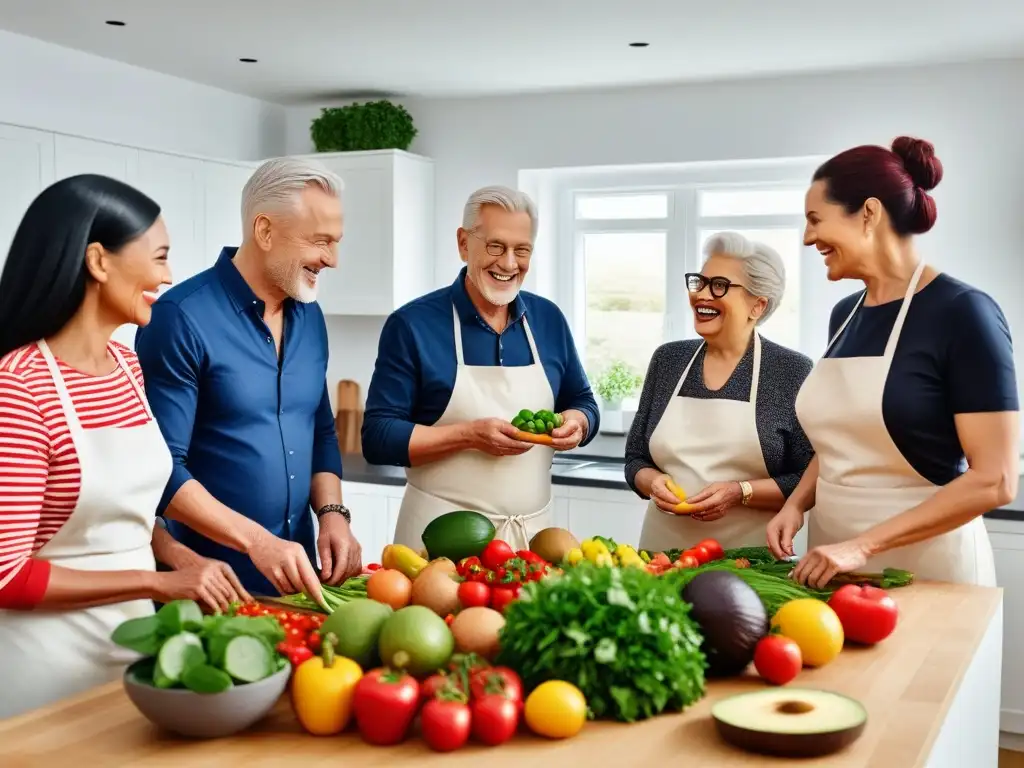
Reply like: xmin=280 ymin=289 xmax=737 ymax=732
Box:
xmin=393 ymin=305 xmax=556 ymax=552
xmin=795 ymin=260 xmax=996 ymax=585
xmin=639 ymin=334 xmax=772 ymax=551
xmin=0 ymin=341 xmax=173 ymax=719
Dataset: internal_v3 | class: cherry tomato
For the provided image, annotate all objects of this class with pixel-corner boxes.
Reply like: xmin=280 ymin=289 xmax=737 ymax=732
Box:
xmin=285 ymin=625 xmax=306 ymax=645
xmin=754 ymin=634 xmax=803 ymax=685
xmin=307 ymin=630 xmax=322 ymax=652
xmin=457 ymin=580 xmax=491 ymax=609
xmin=470 ymin=666 xmax=523 ymax=704
xmin=480 ymin=540 xmax=515 ymax=571
xmin=673 ymin=554 xmax=699 ymax=569
xmin=420 ymin=699 xmax=472 ymax=752
xmin=471 ymin=694 xmax=519 ymax=745
xmin=490 ymin=585 xmax=519 ymax=614
xmin=421 ymin=673 xmax=455 ymax=703
xmin=696 ymin=538 xmax=724 ymax=561
xmin=689 ymin=545 xmax=711 ymax=565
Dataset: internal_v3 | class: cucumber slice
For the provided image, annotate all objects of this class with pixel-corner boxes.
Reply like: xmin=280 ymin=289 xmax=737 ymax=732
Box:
xmin=181 ymin=663 xmax=234 ymax=694
xmin=155 ymin=632 xmax=205 ymax=687
xmin=222 ymin=635 xmax=272 ymax=683
xmin=156 ymin=599 xmax=204 ymax=634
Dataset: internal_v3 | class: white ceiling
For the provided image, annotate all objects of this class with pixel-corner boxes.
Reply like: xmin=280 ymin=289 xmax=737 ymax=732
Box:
xmin=1 ymin=0 xmax=1022 ymax=104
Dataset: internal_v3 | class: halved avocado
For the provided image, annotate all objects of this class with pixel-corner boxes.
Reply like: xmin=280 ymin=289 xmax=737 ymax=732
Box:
xmin=711 ymin=688 xmax=867 ymax=758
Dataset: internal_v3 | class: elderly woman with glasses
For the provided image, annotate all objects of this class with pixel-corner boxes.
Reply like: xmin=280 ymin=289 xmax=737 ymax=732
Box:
xmin=626 ymin=231 xmax=815 ymax=552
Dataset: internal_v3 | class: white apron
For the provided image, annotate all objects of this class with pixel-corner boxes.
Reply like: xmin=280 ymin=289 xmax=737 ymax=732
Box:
xmin=639 ymin=334 xmax=773 ymax=551
xmin=795 ymin=261 xmax=996 ymax=585
xmin=393 ymin=305 xmax=556 ymax=553
xmin=0 ymin=341 xmax=173 ymax=719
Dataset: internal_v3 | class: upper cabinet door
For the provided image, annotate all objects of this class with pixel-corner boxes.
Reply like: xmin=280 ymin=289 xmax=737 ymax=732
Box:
xmin=202 ymin=161 xmax=256 ymax=260
xmin=135 ymin=151 xmax=206 ymax=285
xmin=0 ymin=125 xmax=55 ymax=271
xmin=53 ymin=134 xmax=138 ymax=183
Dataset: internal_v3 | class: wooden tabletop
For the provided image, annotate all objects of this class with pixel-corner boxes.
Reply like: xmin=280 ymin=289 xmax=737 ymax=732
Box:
xmin=0 ymin=581 xmax=1001 ymax=767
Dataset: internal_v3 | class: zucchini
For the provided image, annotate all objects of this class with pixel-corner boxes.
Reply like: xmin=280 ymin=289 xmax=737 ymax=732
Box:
xmin=154 ymin=631 xmax=205 ymax=688
xmin=181 ymin=663 xmax=234 ymax=694
xmin=223 ymin=635 xmax=273 ymax=683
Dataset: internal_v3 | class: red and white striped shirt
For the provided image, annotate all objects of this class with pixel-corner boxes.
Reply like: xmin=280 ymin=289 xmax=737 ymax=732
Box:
xmin=0 ymin=342 xmax=152 ymax=608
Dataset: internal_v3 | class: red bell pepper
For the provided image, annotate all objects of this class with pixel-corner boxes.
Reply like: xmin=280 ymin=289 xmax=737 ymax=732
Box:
xmin=352 ymin=668 xmax=420 ymax=745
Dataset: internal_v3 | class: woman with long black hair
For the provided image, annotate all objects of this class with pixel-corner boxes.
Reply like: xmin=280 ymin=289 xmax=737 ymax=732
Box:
xmin=0 ymin=174 xmax=249 ymax=718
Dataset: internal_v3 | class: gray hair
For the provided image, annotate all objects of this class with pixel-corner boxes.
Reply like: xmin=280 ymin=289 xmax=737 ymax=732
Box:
xmin=462 ymin=185 xmax=538 ymax=240
xmin=703 ymin=231 xmax=786 ymax=324
xmin=241 ymin=156 xmax=344 ymax=229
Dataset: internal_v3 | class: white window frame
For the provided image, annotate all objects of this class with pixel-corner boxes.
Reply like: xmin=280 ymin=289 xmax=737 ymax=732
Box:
xmin=555 ymin=156 xmax=827 ymax=367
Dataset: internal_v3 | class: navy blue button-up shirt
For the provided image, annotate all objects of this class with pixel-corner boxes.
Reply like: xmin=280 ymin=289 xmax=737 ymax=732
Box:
xmin=362 ymin=267 xmax=601 ymax=466
xmin=135 ymin=248 xmax=343 ymax=595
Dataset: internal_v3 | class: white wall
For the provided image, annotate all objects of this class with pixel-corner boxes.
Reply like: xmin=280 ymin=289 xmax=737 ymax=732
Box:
xmin=0 ymin=29 xmax=284 ymax=161
xmin=286 ymin=58 xmax=1024 ymax=424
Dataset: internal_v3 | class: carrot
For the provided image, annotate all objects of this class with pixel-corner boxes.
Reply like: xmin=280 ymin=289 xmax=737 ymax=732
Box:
xmin=513 ymin=430 xmax=554 ymax=445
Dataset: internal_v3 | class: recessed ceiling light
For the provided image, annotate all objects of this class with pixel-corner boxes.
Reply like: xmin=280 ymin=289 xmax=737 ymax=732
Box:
xmin=239 ymin=57 xmax=258 ymax=63
xmin=105 ymin=20 xmax=125 ymax=26
xmin=629 ymin=42 xmax=649 ymax=48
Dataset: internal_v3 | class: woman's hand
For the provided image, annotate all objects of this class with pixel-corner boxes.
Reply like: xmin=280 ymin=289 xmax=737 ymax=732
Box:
xmin=650 ymin=473 xmax=685 ymax=513
xmin=791 ymin=540 xmax=871 ymax=589
xmin=766 ymin=503 xmax=806 ymax=559
xmin=154 ymin=558 xmax=251 ymax=613
xmin=684 ymin=481 xmax=743 ymax=521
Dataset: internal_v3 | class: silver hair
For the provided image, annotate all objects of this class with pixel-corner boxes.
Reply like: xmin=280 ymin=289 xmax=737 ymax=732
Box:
xmin=702 ymin=231 xmax=786 ymax=324
xmin=462 ymin=185 xmax=538 ymax=240
xmin=241 ymin=156 xmax=344 ymax=230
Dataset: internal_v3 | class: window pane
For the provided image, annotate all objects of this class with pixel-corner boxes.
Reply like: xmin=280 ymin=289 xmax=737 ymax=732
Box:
xmin=698 ymin=188 xmax=805 ymax=217
xmin=582 ymin=232 xmax=666 ymax=396
xmin=575 ymin=193 xmax=668 ymax=220
xmin=698 ymin=228 xmax=802 ymax=350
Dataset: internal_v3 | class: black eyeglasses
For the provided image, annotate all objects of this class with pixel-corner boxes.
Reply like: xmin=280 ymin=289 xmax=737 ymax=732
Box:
xmin=685 ymin=272 xmax=746 ymax=298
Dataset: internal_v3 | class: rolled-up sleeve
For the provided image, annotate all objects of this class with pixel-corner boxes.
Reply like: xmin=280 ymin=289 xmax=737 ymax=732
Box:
xmin=362 ymin=313 xmax=419 ymax=467
xmin=134 ymin=303 xmax=205 ymax=513
xmin=313 ymin=382 xmax=343 ymax=477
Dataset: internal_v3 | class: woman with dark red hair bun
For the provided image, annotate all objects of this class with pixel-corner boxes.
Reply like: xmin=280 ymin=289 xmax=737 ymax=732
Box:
xmin=767 ymin=136 xmax=1019 ymax=588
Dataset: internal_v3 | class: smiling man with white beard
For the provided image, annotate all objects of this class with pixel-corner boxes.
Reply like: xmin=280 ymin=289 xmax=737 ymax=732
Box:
xmin=363 ymin=185 xmax=600 ymax=552
xmin=135 ymin=157 xmax=363 ymax=603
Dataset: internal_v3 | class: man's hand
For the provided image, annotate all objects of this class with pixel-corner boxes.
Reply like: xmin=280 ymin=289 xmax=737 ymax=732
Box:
xmin=247 ymin=529 xmax=325 ymax=605
xmin=550 ymin=409 xmax=587 ymax=451
xmin=467 ymin=418 xmax=534 ymax=457
xmin=317 ymin=512 xmax=363 ymax=586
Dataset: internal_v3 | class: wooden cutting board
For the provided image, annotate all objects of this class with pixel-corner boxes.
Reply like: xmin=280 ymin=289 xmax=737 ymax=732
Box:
xmin=335 ymin=379 xmax=363 ymax=455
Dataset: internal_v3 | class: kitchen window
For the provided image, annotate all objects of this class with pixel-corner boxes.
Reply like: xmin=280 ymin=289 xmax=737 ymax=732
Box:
xmin=555 ymin=159 xmax=822 ymax=386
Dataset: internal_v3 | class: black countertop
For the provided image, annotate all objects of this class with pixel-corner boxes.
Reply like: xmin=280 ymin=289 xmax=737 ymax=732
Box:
xmin=340 ymin=450 xmax=1024 ymax=522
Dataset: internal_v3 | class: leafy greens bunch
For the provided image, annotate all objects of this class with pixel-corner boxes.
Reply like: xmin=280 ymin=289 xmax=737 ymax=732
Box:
xmin=496 ymin=562 xmax=707 ymax=722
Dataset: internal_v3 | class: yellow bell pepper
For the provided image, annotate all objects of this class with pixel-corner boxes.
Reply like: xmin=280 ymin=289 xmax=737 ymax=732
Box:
xmin=581 ymin=538 xmax=610 ymax=563
xmin=566 ymin=547 xmax=584 ymax=565
xmin=291 ymin=633 xmax=363 ymax=736
xmin=382 ymin=544 xmax=429 ymax=579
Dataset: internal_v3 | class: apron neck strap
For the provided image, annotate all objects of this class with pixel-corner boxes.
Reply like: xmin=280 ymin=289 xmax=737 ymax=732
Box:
xmin=884 ymin=259 xmax=927 ymax=358
xmin=451 ymin=303 xmax=540 ymax=366
xmin=675 ymin=333 xmax=762 ymax=403
xmin=108 ymin=343 xmax=153 ymax=418
xmin=521 ymin=314 xmax=541 ymax=365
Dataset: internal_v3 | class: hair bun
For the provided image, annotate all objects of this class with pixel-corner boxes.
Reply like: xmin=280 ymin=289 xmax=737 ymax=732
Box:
xmin=891 ymin=136 xmax=943 ymax=191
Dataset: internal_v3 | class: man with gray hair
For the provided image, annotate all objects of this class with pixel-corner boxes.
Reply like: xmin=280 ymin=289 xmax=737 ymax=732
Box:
xmin=363 ymin=185 xmax=600 ymax=552
xmin=136 ymin=157 xmax=362 ymax=603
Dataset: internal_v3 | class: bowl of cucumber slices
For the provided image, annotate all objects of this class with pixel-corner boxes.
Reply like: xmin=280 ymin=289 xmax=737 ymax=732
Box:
xmin=114 ymin=599 xmax=291 ymax=738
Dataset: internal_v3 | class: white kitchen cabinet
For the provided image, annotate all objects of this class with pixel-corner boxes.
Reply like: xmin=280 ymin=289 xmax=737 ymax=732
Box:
xmin=341 ymin=480 xmax=407 ymax=564
xmin=563 ymin=484 xmax=648 ymax=545
xmin=984 ymin=517 xmax=1024 ymax=735
xmin=291 ymin=149 xmax=435 ymax=316
xmin=53 ymin=134 xmax=138 ymax=183
xmin=135 ymin=151 xmax=207 ymax=283
xmin=201 ymin=160 xmax=255 ymax=259
xmin=0 ymin=125 xmax=55 ymax=273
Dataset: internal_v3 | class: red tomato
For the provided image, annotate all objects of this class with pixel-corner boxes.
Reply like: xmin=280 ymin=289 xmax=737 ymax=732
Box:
xmin=827 ymin=584 xmax=899 ymax=645
xmin=696 ymin=538 xmax=724 ymax=561
xmin=515 ymin=549 xmax=547 ymax=565
xmin=421 ymin=673 xmax=456 ymax=703
xmin=754 ymin=634 xmax=802 ymax=685
xmin=471 ymin=694 xmax=520 ymax=745
xmin=480 ymin=540 xmax=515 ymax=571
xmin=470 ymin=666 xmax=523 ymax=704
xmin=353 ymin=668 xmax=421 ymax=745
xmin=457 ymin=580 xmax=491 ymax=609
xmin=306 ymin=630 xmax=321 ymax=652
xmin=284 ymin=625 xmax=306 ymax=645
xmin=489 ymin=585 xmax=519 ymax=614
xmin=673 ymin=554 xmax=699 ymax=569
xmin=689 ymin=545 xmax=711 ymax=565
xmin=421 ymin=698 xmax=472 ymax=752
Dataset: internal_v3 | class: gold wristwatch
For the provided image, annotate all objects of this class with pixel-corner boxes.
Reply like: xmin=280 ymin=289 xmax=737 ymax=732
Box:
xmin=738 ymin=481 xmax=753 ymax=506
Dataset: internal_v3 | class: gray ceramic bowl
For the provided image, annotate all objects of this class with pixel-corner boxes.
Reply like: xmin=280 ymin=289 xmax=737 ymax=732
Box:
xmin=123 ymin=659 xmax=290 ymax=739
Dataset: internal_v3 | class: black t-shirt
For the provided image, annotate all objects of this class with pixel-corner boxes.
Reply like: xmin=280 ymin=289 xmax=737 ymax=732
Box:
xmin=825 ymin=273 xmax=1018 ymax=486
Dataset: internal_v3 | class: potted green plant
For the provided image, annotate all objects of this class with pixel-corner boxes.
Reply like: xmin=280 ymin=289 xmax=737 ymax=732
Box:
xmin=592 ymin=360 xmax=643 ymax=435
xmin=309 ymin=100 xmax=418 ymax=153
